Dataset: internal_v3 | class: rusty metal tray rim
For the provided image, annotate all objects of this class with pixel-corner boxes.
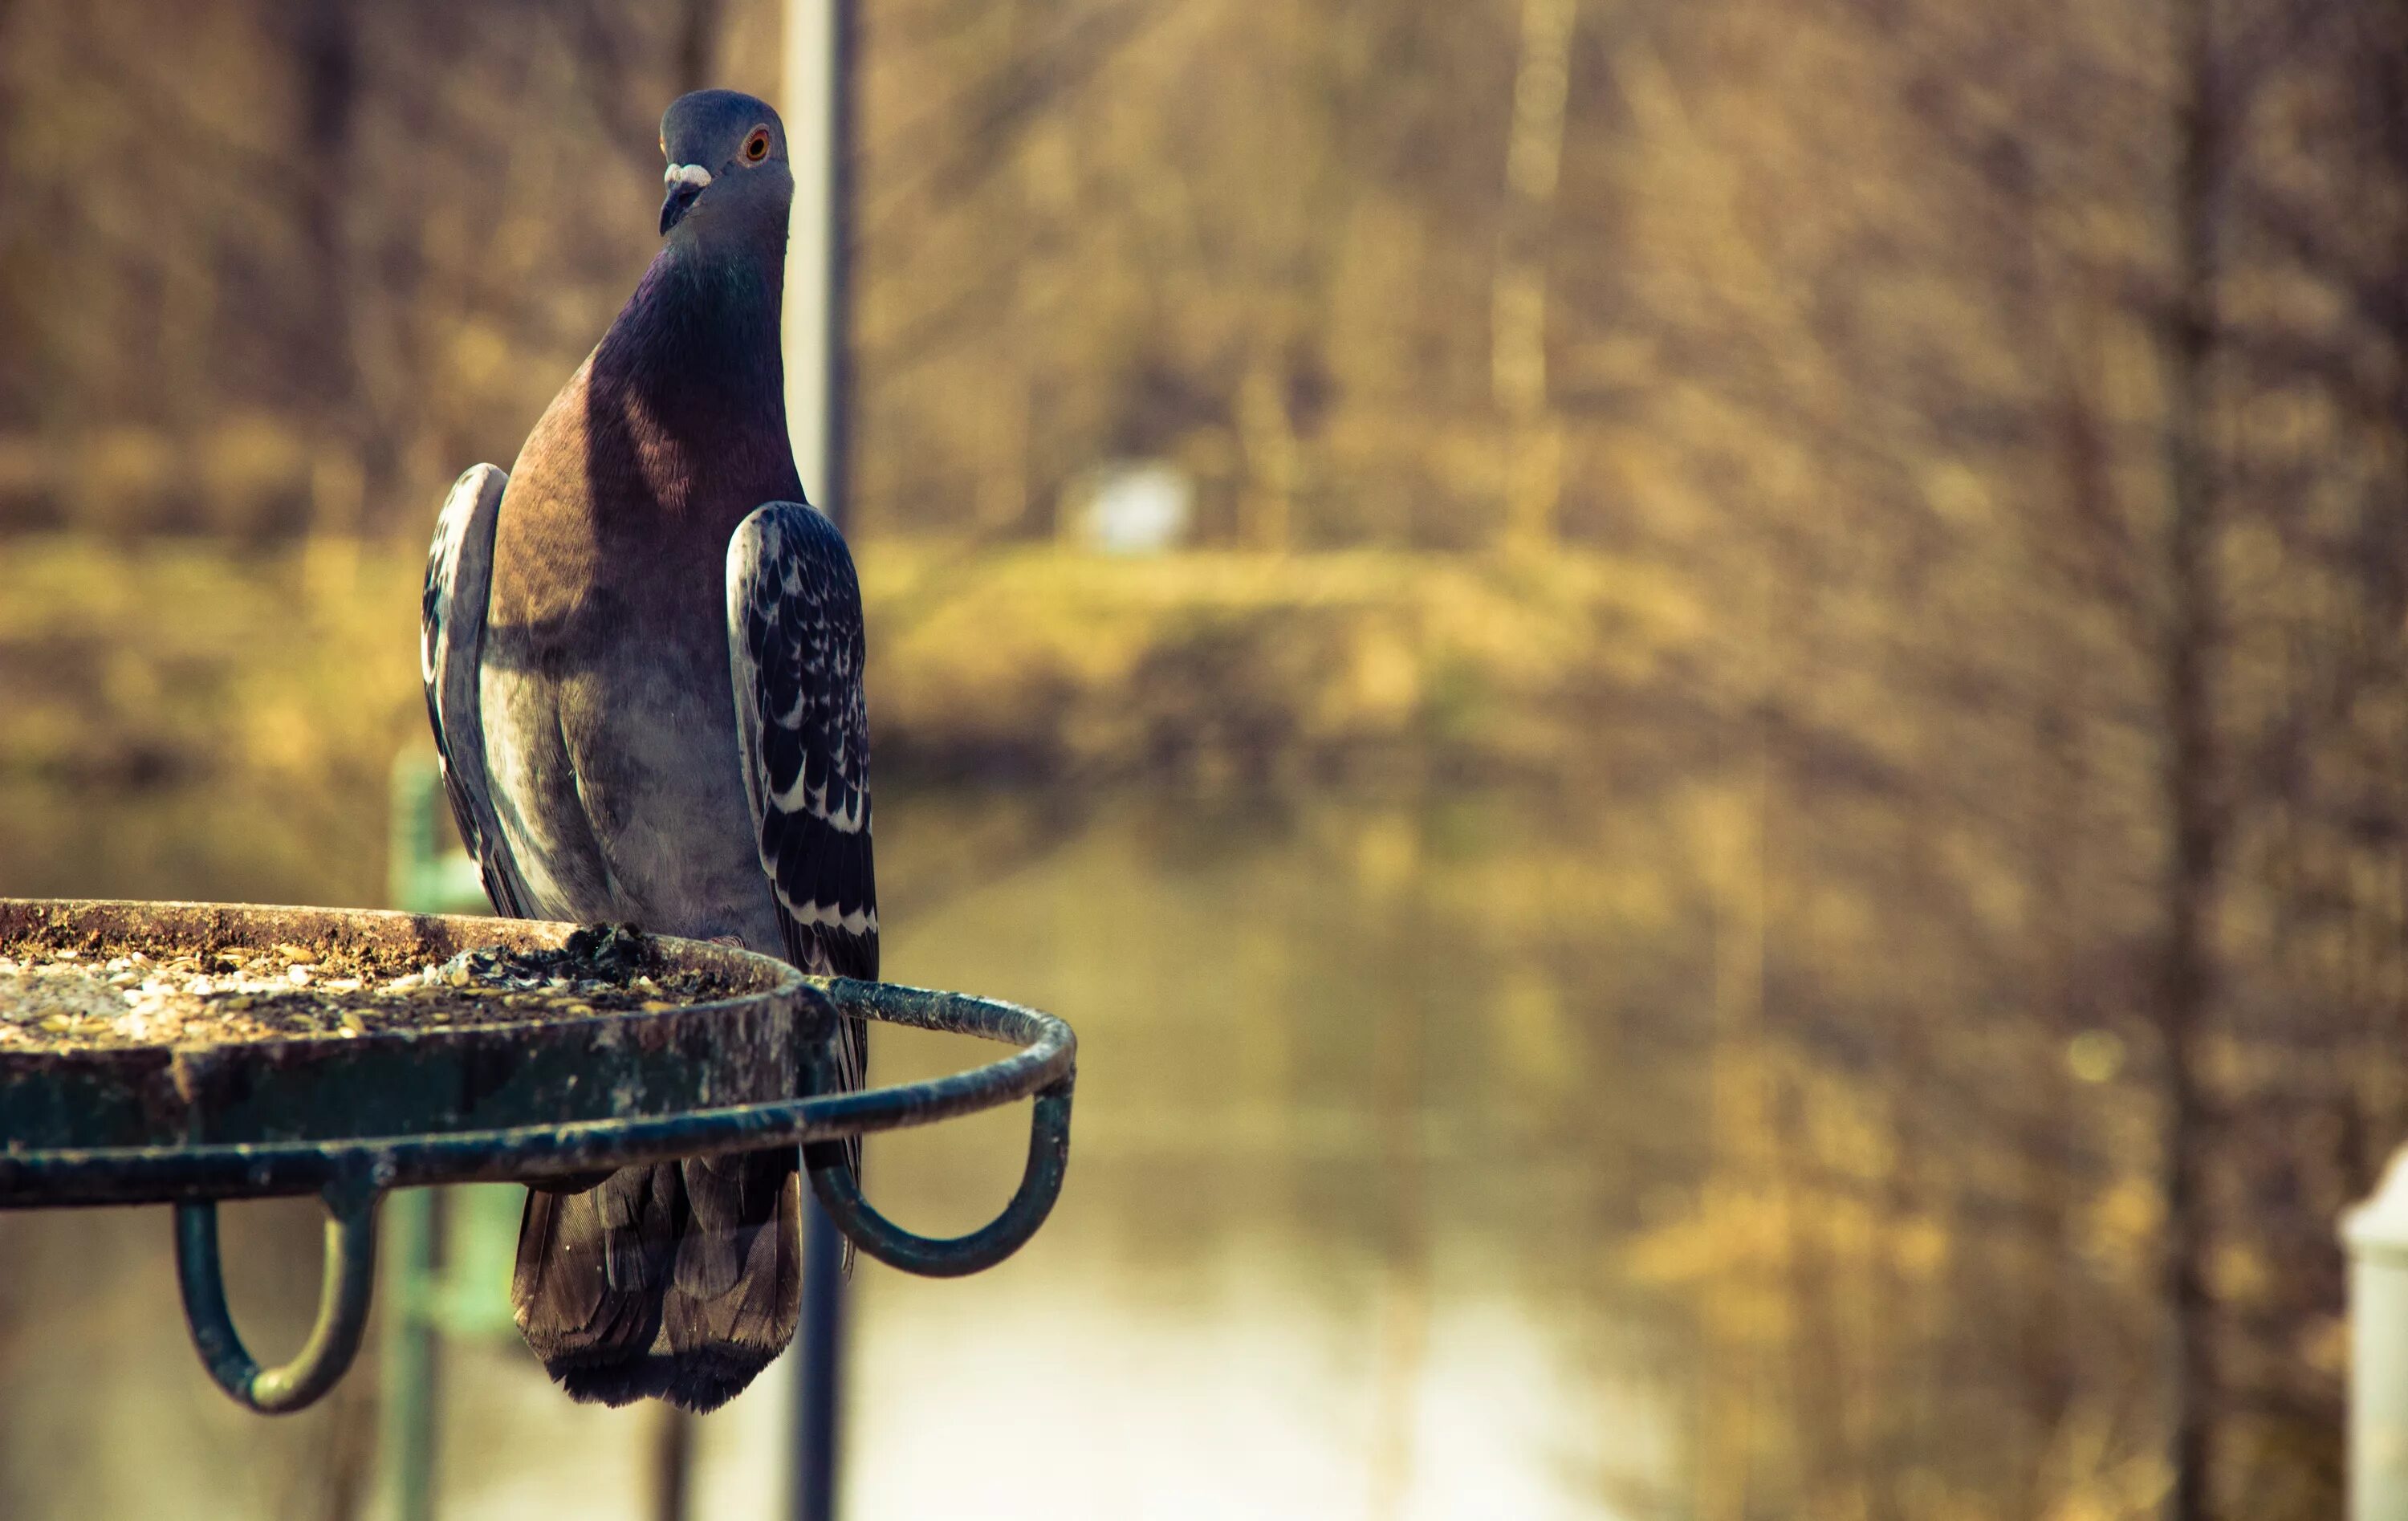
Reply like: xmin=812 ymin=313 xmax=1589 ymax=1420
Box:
xmin=0 ymin=974 xmax=1073 ymax=1206
xmin=0 ymin=900 xmax=1080 ymax=1410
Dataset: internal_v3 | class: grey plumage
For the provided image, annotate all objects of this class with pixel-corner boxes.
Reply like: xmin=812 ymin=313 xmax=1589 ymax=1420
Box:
xmin=420 ymin=89 xmax=874 ymax=1412
xmin=422 ymin=465 xmax=529 ymax=919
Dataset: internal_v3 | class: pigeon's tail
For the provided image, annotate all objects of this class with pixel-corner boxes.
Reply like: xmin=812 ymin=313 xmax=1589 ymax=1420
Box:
xmin=512 ymin=1149 xmax=803 ymax=1412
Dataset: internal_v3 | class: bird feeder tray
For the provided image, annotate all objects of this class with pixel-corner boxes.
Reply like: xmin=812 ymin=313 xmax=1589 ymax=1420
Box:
xmin=0 ymin=899 xmax=1076 ymax=1414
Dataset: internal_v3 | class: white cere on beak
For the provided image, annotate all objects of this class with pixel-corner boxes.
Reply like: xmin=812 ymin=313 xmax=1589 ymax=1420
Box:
xmin=665 ymin=163 xmax=714 ymax=189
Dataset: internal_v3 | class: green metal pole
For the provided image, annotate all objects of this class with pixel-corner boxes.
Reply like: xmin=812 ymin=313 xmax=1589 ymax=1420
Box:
xmin=378 ymin=751 xmax=491 ymax=1521
xmin=379 ymin=1189 xmax=440 ymax=1521
xmin=389 ymin=750 xmax=430 ymax=912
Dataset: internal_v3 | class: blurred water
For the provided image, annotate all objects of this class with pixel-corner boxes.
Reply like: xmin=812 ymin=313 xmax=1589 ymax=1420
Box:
xmin=0 ymin=783 xmax=1702 ymax=1520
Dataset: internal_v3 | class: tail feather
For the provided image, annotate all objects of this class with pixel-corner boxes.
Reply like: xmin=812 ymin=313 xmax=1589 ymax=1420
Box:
xmin=661 ymin=1153 xmax=807 ymax=1409
xmin=512 ymin=1150 xmax=805 ymax=1412
xmin=512 ymin=1164 xmax=680 ymax=1403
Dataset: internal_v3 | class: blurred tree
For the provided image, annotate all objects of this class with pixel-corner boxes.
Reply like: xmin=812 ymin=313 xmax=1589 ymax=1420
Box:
xmin=7 ymin=0 xmax=2408 ymax=1514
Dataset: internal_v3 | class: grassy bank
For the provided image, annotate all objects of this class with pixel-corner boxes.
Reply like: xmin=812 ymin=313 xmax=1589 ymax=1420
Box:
xmin=0 ymin=534 xmax=1714 ymax=807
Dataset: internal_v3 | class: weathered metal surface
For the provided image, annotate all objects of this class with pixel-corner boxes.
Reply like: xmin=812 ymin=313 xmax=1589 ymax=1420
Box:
xmin=807 ymin=1079 xmax=1073 ymax=1276
xmin=0 ymin=901 xmax=1080 ymax=1413
xmin=0 ymin=982 xmax=1072 ymax=1214
xmin=0 ymin=900 xmax=808 ymax=1181
xmin=0 ymin=933 xmax=1075 ymax=1212
xmin=799 ymin=978 xmax=1076 ymax=1275
xmin=177 ymin=1176 xmax=380 ymax=1413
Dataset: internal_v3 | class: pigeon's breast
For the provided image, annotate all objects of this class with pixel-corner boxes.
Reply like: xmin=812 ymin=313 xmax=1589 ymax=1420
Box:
xmin=475 ymin=364 xmax=789 ymax=951
xmin=478 ymin=583 xmax=782 ymax=950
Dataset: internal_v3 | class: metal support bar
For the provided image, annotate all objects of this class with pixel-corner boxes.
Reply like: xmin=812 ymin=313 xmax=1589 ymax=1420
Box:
xmin=803 ymin=1079 xmax=1075 ymax=1277
xmin=175 ymin=1176 xmax=381 ymax=1414
xmin=135 ymin=983 xmax=1074 ymax=1415
xmin=2 ymin=981 xmax=1073 ymax=1208
xmin=794 ymin=1197 xmax=846 ymax=1521
xmin=13 ymin=964 xmax=1077 ymax=1418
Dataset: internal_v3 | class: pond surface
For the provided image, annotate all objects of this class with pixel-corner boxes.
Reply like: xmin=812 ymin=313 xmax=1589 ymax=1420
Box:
xmin=0 ymin=781 xmax=1721 ymax=1519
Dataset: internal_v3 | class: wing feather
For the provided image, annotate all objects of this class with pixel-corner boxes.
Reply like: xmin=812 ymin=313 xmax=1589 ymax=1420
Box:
xmin=726 ymin=502 xmax=877 ymax=1187
xmin=421 ymin=464 xmax=535 ymax=917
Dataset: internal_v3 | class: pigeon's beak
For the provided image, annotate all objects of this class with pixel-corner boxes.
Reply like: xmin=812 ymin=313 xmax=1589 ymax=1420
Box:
xmin=660 ymin=163 xmax=712 ymax=234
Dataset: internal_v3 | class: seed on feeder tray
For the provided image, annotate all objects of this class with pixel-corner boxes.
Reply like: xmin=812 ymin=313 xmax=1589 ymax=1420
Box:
xmin=0 ymin=922 xmax=724 ymax=1051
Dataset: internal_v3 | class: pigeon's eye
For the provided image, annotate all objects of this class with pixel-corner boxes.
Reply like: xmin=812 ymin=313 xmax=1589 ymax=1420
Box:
xmin=742 ymin=128 xmax=771 ymax=164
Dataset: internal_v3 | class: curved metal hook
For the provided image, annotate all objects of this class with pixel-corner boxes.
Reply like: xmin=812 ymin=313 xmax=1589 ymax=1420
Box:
xmin=805 ymin=1076 xmax=1074 ymax=1278
xmin=174 ymin=1174 xmax=380 ymax=1413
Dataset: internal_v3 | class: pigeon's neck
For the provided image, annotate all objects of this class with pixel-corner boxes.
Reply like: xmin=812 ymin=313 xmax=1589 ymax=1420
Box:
xmin=601 ymin=238 xmax=789 ymax=429
xmin=566 ymin=234 xmax=806 ymax=554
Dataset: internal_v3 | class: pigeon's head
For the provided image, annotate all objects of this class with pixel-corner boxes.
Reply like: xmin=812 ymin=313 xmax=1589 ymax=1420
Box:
xmin=657 ymin=89 xmax=791 ymax=241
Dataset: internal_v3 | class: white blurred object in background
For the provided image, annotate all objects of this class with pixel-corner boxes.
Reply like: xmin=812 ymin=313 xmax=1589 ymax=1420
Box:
xmin=1071 ymin=461 xmax=1194 ymax=556
xmin=2349 ymin=1147 xmax=2408 ymax=1520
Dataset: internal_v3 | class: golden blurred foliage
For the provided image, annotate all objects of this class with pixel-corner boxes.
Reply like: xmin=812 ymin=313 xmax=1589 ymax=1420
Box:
xmin=5 ymin=0 xmax=2408 ymax=1515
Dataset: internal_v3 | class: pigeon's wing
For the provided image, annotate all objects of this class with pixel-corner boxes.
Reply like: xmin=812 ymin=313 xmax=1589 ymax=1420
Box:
xmin=726 ymin=502 xmax=877 ymax=1140
xmin=725 ymin=502 xmax=880 ymax=985
xmin=421 ymin=464 xmax=534 ymax=917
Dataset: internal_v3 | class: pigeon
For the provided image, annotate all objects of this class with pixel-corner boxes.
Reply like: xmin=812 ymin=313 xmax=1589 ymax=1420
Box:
xmin=419 ymin=88 xmax=876 ymax=1413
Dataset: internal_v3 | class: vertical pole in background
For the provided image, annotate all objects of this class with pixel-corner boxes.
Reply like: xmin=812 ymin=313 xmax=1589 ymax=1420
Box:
xmin=785 ymin=3 xmax=855 ymax=1521
xmin=2349 ymin=1150 xmax=2408 ymax=1519
xmin=378 ymin=1190 xmax=439 ymax=1521
xmin=378 ymin=754 xmax=448 ymax=1521
xmin=785 ymin=0 xmax=853 ymax=529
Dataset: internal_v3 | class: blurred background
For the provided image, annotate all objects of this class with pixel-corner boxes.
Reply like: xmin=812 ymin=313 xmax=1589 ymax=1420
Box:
xmin=0 ymin=0 xmax=2402 ymax=1516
